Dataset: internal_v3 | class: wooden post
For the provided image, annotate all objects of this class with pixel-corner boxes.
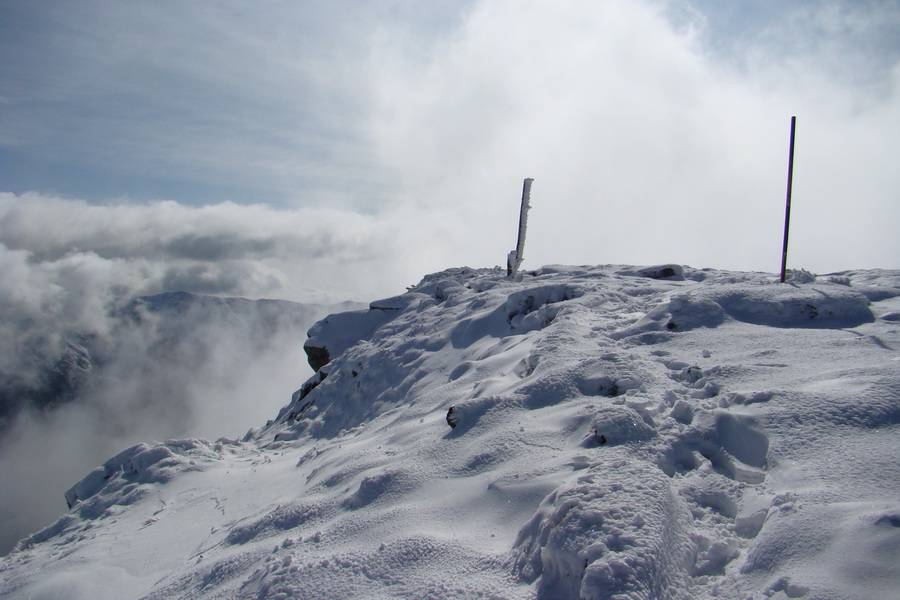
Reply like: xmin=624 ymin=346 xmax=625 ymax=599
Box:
xmin=780 ymin=116 xmax=797 ymax=283
xmin=508 ymin=178 xmax=533 ymax=277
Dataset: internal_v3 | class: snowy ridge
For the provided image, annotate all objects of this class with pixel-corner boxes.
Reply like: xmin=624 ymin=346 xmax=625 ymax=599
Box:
xmin=0 ymin=290 xmax=364 ymax=556
xmin=1 ymin=264 xmax=899 ymax=599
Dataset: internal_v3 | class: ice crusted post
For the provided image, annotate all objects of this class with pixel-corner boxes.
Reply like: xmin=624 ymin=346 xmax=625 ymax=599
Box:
xmin=507 ymin=177 xmax=534 ymax=277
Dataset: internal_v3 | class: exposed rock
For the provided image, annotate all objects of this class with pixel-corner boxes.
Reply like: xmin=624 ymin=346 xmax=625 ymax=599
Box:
xmin=446 ymin=405 xmax=460 ymax=429
xmin=305 ymin=345 xmax=331 ymax=373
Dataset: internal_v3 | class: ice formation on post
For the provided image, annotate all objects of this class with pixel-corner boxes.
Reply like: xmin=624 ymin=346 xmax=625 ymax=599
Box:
xmin=507 ymin=177 xmax=533 ymax=277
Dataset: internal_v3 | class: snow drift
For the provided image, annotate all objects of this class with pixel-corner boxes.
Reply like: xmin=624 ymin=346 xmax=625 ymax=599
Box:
xmin=1 ymin=264 xmax=898 ymax=599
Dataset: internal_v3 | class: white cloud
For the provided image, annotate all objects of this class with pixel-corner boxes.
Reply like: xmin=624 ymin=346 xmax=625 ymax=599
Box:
xmin=0 ymin=192 xmax=417 ymax=302
xmin=3 ymin=0 xmax=896 ymax=273
xmin=2 ymin=1 xmax=897 ymax=301
xmin=0 ymin=203 xmax=373 ymax=552
xmin=366 ymin=0 xmax=900 ymax=274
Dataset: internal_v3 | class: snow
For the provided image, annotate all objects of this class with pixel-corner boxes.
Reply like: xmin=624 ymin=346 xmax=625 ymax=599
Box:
xmin=0 ymin=291 xmax=362 ymax=556
xmin=1 ymin=264 xmax=898 ymax=599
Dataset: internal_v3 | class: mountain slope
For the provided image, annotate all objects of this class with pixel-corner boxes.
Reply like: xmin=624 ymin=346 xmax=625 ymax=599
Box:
xmin=0 ymin=292 xmax=363 ymax=556
xmin=2 ymin=264 xmax=898 ymax=599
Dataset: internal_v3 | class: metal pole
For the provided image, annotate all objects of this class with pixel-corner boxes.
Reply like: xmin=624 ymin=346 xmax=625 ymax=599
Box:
xmin=780 ymin=116 xmax=796 ymax=283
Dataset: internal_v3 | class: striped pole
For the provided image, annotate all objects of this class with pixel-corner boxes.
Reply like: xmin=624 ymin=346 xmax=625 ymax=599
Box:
xmin=780 ymin=116 xmax=797 ymax=283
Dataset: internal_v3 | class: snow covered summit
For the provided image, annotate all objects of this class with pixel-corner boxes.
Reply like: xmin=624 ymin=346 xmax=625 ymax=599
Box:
xmin=2 ymin=264 xmax=898 ymax=599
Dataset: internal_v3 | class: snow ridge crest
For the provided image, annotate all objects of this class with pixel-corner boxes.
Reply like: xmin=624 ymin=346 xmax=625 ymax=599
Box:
xmin=5 ymin=264 xmax=900 ymax=600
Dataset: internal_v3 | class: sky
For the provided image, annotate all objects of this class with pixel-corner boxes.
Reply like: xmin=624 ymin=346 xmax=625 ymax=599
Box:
xmin=1 ymin=0 xmax=899 ymax=304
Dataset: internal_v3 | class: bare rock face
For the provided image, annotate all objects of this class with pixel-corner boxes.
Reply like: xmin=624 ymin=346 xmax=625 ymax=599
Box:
xmin=304 ymin=345 xmax=331 ymax=373
xmin=302 ymin=310 xmax=390 ymax=371
xmin=0 ymin=339 xmax=94 ymax=426
xmin=301 ymin=294 xmax=429 ymax=371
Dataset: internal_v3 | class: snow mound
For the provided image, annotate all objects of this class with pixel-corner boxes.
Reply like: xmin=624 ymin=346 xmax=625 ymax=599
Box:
xmin=581 ymin=405 xmax=656 ymax=447
xmin=710 ymin=284 xmax=874 ymax=328
xmin=63 ymin=439 xmax=223 ymax=512
xmin=512 ymin=450 xmax=693 ymax=600
xmin=614 ymin=282 xmax=874 ymax=340
xmin=504 ymin=284 xmax=584 ymax=332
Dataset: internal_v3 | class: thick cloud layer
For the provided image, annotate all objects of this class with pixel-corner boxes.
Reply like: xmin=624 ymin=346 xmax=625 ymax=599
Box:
xmin=0 ymin=320 xmax=318 ymax=555
xmin=0 ymin=193 xmax=410 ymax=302
xmin=0 ymin=217 xmax=365 ymax=553
xmin=368 ymin=0 xmax=900 ymax=274
xmin=2 ymin=1 xmax=897 ymax=277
